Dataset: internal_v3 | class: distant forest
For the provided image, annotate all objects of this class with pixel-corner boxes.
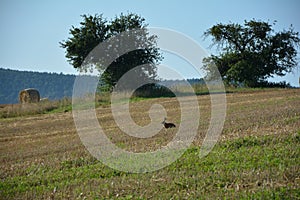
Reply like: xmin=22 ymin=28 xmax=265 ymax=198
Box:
xmin=0 ymin=68 xmax=76 ymax=104
xmin=0 ymin=68 xmax=206 ymax=104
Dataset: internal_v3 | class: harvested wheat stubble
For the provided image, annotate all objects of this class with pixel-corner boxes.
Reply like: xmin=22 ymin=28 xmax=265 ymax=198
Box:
xmin=0 ymin=89 xmax=299 ymax=199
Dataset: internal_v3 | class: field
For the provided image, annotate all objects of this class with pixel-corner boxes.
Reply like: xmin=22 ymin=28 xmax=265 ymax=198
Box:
xmin=0 ymin=89 xmax=300 ymax=199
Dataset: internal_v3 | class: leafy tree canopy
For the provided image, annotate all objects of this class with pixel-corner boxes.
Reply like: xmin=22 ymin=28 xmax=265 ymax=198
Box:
xmin=60 ymin=13 xmax=162 ymax=91
xmin=203 ymin=20 xmax=300 ymax=87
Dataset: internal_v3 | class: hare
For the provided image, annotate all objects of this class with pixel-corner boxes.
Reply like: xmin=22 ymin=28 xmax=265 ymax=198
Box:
xmin=162 ymin=117 xmax=176 ymax=129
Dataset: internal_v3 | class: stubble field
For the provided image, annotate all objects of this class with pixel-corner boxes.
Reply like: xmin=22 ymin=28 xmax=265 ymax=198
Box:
xmin=0 ymin=89 xmax=299 ymax=199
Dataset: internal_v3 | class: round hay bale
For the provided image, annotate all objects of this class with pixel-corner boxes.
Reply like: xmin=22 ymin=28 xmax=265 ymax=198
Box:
xmin=19 ymin=88 xmax=40 ymax=103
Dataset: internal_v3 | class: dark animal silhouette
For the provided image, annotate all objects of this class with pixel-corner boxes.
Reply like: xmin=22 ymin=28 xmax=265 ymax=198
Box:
xmin=162 ymin=118 xmax=176 ymax=129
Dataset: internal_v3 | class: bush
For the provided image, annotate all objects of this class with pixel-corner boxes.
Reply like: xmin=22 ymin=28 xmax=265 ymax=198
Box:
xmin=132 ymin=83 xmax=175 ymax=98
xmin=252 ymin=81 xmax=292 ymax=88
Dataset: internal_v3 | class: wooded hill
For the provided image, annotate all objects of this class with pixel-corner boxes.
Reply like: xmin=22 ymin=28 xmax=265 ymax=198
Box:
xmin=0 ymin=68 xmax=76 ymax=104
xmin=0 ymin=68 xmax=208 ymax=104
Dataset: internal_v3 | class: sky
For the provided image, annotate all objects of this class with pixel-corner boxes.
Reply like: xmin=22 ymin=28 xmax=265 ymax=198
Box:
xmin=0 ymin=0 xmax=300 ymax=86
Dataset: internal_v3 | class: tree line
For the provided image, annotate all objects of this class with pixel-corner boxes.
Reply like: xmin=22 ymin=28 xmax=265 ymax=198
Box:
xmin=61 ymin=13 xmax=299 ymax=89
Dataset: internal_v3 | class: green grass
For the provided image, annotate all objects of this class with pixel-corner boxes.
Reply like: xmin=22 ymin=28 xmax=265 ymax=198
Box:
xmin=1 ymin=133 xmax=299 ymax=199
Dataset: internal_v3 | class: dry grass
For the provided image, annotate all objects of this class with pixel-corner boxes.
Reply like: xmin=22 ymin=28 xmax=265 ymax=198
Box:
xmin=0 ymin=89 xmax=299 ymax=199
xmin=0 ymin=98 xmax=71 ymax=118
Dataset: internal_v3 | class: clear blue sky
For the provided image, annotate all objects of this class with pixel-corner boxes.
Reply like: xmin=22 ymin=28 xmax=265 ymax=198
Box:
xmin=1 ymin=0 xmax=299 ymax=86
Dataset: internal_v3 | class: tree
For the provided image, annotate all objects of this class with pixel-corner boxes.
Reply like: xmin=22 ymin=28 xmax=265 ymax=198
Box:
xmin=203 ymin=20 xmax=300 ymax=87
xmin=60 ymin=13 xmax=162 ymax=91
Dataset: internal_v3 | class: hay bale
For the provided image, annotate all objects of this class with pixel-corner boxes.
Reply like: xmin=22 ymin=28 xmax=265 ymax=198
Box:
xmin=19 ymin=88 xmax=40 ymax=103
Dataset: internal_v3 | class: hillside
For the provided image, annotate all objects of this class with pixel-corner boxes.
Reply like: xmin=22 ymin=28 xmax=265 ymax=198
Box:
xmin=0 ymin=68 xmax=76 ymax=104
xmin=0 ymin=89 xmax=299 ymax=199
xmin=0 ymin=68 xmax=207 ymax=104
